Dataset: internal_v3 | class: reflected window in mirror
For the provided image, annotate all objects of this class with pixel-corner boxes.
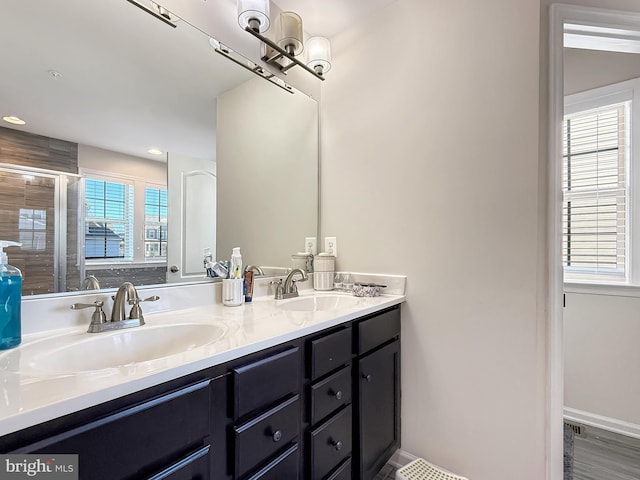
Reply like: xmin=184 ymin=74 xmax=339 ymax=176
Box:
xmin=84 ymin=177 xmax=133 ymax=260
xmin=144 ymin=187 xmax=168 ymax=260
xmin=563 ymin=80 xmax=634 ymax=284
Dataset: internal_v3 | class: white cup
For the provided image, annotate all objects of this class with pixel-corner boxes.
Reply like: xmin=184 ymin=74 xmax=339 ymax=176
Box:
xmin=222 ymin=278 xmax=244 ymax=306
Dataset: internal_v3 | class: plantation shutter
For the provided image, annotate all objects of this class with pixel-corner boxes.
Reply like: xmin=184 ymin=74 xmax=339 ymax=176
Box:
xmin=562 ymin=102 xmax=628 ymax=280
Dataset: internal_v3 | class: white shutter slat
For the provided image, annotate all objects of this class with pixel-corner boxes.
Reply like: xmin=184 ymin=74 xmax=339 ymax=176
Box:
xmin=562 ymin=102 xmax=628 ymax=278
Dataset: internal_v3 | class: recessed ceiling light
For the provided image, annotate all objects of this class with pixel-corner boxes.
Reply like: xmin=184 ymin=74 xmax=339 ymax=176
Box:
xmin=147 ymin=148 xmax=163 ymax=155
xmin=2 ymin=116 xmax=26 ymax=125
xmin=48 ymin=70 xmax=63 ymax=80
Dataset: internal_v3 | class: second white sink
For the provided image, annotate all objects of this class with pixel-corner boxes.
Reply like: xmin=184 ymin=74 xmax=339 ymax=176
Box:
xmin=277 ymin=295 xmax=360 ymax=312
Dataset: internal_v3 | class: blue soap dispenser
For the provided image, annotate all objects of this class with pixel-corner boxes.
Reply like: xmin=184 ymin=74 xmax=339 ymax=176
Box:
xmin=0 ymin=241 xmax=22 ymax=350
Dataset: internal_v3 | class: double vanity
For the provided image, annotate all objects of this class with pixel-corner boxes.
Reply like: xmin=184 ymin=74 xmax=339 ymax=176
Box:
xmin=0 ymin=279 xmax=404 ymax=480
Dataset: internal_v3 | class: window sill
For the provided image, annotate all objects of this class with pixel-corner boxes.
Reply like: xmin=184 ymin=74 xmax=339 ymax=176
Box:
xmin=564 ymin=282 xmax=640 ymax=298
xmin=85 ymin=261 xmax=167 ymax=270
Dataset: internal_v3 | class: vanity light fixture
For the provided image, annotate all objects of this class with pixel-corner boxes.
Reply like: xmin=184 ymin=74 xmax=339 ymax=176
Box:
xmin=236 ymin=1 xmax=330 ymax=81
xmin=125 ymin=0 xmax=177 ymax=28
xmin=306 ymin=37 xmax=332 ymax=76
xmin=2 ymin=116 xmax=26 ymax=125
xmin=237 ymin=0 xmax=270 ymax=33
xmin=277 ymin=12 xmax=304 ymax=56
xmin=209 ymin=37 xmax=294 ymax=94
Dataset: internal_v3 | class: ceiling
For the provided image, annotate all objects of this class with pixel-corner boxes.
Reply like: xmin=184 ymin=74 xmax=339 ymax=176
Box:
xmin=0 ymin=0 xmax=396 ymax=163
xmin=272 ymin=0 xmax=398 ymax=38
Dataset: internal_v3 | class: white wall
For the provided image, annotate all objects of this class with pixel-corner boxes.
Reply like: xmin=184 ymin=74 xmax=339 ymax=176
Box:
xmin=321 ymin=1 xmax=544 ymax=479
xmin=564 ymin=292 xmax=640 ymax=427
xmin=78 ymin=144 xmax=166 ymax=183
xmin=217 ymin=78 xmax=318 ymax=269
xmin=565 ymin=48 xmax=640 ymax=95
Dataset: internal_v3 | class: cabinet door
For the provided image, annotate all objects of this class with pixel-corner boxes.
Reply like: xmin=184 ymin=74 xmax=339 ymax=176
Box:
xmin=357 ymin=340 xmax=400 ymax=480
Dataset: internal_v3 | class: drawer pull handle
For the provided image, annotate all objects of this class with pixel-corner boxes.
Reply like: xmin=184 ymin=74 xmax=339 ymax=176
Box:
xmin=271 ymin=430 xmax=283 ymax=442
xmin=329 ymin=389 xmax=343 ymax=401
xmin=362 ymin=373 xmax=372 ymax=382
xmin=331 ymin=439 xmax=343 ymax=451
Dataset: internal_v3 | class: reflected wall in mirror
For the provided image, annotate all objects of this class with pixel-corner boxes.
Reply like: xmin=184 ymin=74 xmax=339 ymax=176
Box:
xmin=0 ymin=0 xmax=318 ymax=296
xmin=561 ymin=10 xmax=640 ymax=449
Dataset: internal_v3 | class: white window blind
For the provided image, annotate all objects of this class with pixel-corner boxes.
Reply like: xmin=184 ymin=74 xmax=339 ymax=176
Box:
xmin=562 ymin=102 xmax=629 ymax=281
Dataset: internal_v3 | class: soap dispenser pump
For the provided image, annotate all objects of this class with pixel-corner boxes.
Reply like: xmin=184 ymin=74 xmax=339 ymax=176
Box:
xmin=0 ymin=241 xmax=22 ymax=350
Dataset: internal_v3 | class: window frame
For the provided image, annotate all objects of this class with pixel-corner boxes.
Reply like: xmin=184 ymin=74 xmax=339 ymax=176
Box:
xmin=81 ymin=168 xmax=167 ymax=266
xmin=564 ymin=78 xmax=640 ymax=289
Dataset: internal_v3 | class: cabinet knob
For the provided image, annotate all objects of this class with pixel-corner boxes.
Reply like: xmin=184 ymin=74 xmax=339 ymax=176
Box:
xmin=331 ymin=439 xmax=343 ymax=451
xmin=271 ymin=430 xmax=282 ymax=442
xmin=329 ymin=389 xmax=343 ymax=400
xmin=362 ymin=373 xmax=372 ymax=383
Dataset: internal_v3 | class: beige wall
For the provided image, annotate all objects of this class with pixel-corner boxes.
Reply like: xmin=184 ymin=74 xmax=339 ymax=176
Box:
xmin=322 ymin=1 xmax=544 ymax=479
xmin=565 ymin=48 xmax=640 ymax=95
xmin=564 ymin=293 xmax=640 ymax=426
xmin=78 ymin=144 xmax=166 ymax=184
xmin=217 ymin=78 xmax=318 ymax=269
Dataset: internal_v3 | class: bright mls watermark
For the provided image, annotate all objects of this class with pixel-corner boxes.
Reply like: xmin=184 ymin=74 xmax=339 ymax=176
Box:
xmin=0 ymin=455 xmax=78 ymax=479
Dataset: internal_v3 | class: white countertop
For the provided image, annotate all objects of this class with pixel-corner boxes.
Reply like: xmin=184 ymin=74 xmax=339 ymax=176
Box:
xmin=0 ymin=290 xmax=404 ymax=437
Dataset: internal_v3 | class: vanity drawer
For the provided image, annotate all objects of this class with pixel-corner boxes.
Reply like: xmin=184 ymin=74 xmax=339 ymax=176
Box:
xmin=147 ymin=445 xmax=211 ymax=480
xmin=310 ymin=327 xmax=351 ymax=380
xmin=234 ymin=395 xmax=300 ymax=478
xmin=246 ymin=443 xmax=299 ymax=480
xmin=16 ymin=380 xmax=211 ymax=480
xmin=233 ymin=347 xmax=300 ymax=419
xmin=327 ymin=458 xmax=352 ymax=480
xmin=356 ymin=307 xmax=400 ymax=355
xmin=309 ymin=366 xmax=351 ymax=425
xmin=309 ymin=405 xmax=352 ymax=480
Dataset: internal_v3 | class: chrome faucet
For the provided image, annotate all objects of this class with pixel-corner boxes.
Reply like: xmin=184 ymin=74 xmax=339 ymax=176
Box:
xmin=244 ymin=265 xmax=265 ymax=276
xmin=81 ymin=275 xmax=101 ymax=290
xmin=111 ymin=282 xmax=140 ymax=322
xmin=282 ymin=268 xmax=308 ymax=299
xmin=71 ymin=281 xmax=159 ymax=333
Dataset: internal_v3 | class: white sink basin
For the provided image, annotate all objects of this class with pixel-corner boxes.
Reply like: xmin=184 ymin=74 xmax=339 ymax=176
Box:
xmin=2 ymin=323 xmax=227 ymax=374
xmin=278 ymin=295 xmax=360 ymax=312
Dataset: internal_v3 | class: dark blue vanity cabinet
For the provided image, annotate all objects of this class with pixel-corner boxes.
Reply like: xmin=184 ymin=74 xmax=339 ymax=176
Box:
xmin=1 ymin=367 xmax=230 ymax=480
xmin=354 ymin=308 xmax=401 ymax=480
xmin=0 ymin=305 xmax=401 ymax=480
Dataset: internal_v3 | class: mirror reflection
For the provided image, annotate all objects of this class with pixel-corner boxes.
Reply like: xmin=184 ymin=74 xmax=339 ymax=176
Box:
xmin=0 ymin=0 xmax=318 ymax=296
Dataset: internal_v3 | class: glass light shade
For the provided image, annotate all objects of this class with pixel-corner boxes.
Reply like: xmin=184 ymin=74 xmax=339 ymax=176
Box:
xmin=306 ymin=36 xmax=332 ymax=75
xmin=237 ymin=0 xmax=270 ymax=33
xmin=277 ymin=12 xmax=303 ymax=56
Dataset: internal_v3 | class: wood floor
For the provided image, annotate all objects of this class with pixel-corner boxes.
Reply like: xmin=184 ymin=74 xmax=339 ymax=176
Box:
xmin=568 ymin=425 xmax=640 ymax=480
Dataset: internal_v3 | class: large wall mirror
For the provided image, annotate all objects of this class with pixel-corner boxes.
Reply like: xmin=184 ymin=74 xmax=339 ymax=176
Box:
xmin=0 ymin=0 xmax=318 ymax=297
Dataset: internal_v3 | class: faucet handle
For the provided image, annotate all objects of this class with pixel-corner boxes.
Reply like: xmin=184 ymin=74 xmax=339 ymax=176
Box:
xmin=127 ymin=295 xmax=159 ymax=324
xmin=270 ymin=279 xmax=284 ymax=300
xmin=71 ymin=301 xmax=107 ymax=329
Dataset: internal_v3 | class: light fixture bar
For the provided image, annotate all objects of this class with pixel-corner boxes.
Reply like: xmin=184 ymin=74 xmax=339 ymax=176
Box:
xmin=214 ymin=48 xmax=294 ymax=94
xmin=125 ymin=0 xmax=177 ymax=28
xmin=244 ymin=27 xmax=325 ymax=81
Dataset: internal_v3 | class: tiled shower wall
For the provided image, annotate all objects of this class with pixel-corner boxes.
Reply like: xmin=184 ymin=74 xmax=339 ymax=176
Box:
xmin=0 ymin=126 xmax=79 ymax=295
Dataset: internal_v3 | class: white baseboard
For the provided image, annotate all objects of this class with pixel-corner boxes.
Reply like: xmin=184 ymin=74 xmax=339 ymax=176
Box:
xmin=564 ymin=407 xmax=640 ymax=440
xmin=389 ymin=449 xmax=419 ymax=468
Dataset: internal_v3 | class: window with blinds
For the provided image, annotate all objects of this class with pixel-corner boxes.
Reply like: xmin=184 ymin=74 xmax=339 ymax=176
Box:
xmin=562 ymin=101 xmax=629 ymax=281
xmin=85 ymin=178 xmax=134 ymax=260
